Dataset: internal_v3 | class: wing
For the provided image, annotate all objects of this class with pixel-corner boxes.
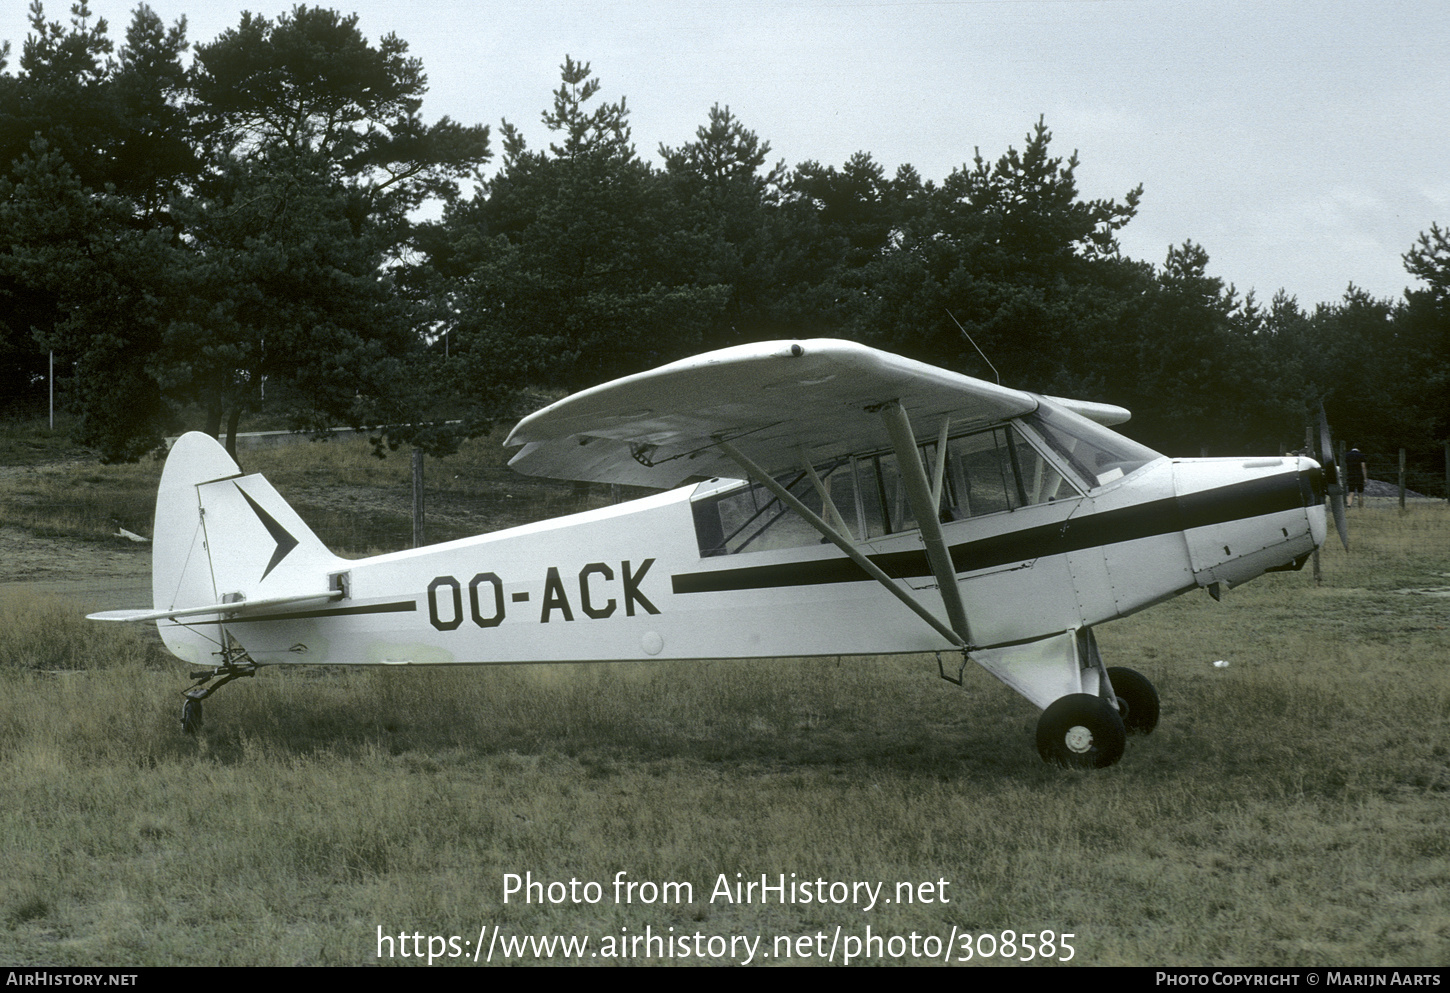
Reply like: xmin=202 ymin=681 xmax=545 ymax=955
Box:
xmin=506 ymin=339 xmax=1127 ymax=488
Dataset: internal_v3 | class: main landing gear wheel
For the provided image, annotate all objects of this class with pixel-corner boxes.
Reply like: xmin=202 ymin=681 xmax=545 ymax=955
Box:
xmin=1106 ymin=666 xmax=1160 ymax=735
xmin=1036 ymin=694 xmax=1126 ymax=768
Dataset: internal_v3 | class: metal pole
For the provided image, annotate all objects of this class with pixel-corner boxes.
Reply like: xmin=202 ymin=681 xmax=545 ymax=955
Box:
xmin=1399 ymin=448 xmax=1406 ymax=511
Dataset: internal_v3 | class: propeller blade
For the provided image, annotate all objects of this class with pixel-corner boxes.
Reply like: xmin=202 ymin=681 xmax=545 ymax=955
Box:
xmin=1329 ymin=486 xmax=1349 ymax=550
xmin=1317 ymin=404 xmax=1349 ymax=550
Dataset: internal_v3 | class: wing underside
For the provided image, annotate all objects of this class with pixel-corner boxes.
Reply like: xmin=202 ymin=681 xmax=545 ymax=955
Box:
xmin=505 ymin=339 xmax=1071 ymax=488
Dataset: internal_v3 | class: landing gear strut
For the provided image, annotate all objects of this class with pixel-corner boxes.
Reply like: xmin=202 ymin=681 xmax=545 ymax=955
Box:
xmin=180 ymin=651 xmax=257 ymax=734
xmin=1031 ymin=629 xmax=1164 ymax=767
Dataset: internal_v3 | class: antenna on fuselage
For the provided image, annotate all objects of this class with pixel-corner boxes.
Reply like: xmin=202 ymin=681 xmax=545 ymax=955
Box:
xmin=947 ymin=310 xmax=1000 ymax=384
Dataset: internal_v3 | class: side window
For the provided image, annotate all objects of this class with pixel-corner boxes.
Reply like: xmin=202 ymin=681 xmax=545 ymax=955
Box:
xmin=942 ymin=424 xmax=1080 ymax=518
xmin=692 ymin=459 xmax=857 ymax=556
xmin=943 ymin=428 xmax=1015 ymax=518
xmin=853 ymin=455 xmax=887 ymax=539
xmin=690 ymin=423 xmax=1083 ymax=558
xmin=874 ymin=450 xmax=923 ymax=534
xmin=870 ymin=427 xmax=1042 ymax=528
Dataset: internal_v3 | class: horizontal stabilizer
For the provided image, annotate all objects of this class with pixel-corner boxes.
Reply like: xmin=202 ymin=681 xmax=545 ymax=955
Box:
xmin=88 ymin=590 xmax=340 ymax=624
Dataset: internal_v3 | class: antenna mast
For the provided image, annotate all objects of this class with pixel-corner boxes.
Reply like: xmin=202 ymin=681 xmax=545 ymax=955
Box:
xmin=947 ymin=310 xmax=1000 ymax=384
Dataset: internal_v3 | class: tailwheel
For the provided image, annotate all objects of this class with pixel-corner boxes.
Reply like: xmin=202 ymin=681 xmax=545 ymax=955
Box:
xmin=1036 ymin=694 xmax=1126 ymax=768
xmin=1106 ymin=666 xmax=1160 ymax=735
xmin=181 ymin=695 xmax=204 ymax=735
xmin=179 ymin=652 xmax=256 ymax=734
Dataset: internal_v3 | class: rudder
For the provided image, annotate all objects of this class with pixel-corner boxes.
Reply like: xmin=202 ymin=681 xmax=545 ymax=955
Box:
xmin=151 ymin=433 xmax=341 ymax=665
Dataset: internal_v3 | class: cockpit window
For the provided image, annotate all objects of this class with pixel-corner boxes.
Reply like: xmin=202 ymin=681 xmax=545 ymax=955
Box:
xmin=690 ymin=419 xmax=1096 ymax=558
xmin=1024 ymin=401 xmax=1163 ymax=489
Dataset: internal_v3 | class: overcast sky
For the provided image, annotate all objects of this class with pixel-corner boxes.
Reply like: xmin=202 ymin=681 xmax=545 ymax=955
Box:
xmin=5 ymin=0 xmax=1448 ymax=310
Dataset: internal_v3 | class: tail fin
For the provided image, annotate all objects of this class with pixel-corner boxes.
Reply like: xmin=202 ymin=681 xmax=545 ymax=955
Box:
xmin=151 ymin=432 xmax=342 ymax=664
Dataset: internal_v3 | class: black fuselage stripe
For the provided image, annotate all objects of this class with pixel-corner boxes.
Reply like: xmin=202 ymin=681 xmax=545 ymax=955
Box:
xmin=221 ymin=600 xmax=417 ymax=623
xmin=671 ymin=471 xmax=1308 ymax=596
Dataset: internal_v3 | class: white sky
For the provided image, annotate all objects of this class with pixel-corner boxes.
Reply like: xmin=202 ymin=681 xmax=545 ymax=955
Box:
xmin=5 ymin=0 xmax=1448 ymax=309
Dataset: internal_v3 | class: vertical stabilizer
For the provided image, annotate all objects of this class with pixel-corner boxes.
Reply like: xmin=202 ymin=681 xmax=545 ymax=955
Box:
xmin=151 ymin=433 xmax=341 ymax=664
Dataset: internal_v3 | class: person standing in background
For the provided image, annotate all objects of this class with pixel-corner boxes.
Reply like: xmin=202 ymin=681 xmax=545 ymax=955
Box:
xmin=1344 ymin=446 xmax=1367 ymax=507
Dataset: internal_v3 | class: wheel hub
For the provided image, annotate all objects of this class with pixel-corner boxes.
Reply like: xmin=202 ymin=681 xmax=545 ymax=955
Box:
xmin=1064 ymin=725 xmax=1093 ymax=753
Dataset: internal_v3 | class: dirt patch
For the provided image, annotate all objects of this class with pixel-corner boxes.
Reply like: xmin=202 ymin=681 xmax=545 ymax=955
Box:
xmin=0 ymin=456 xmax=95 ymax=481
xmin=0 ymin=526 xmax=151 ymax=611
xmin=1393 ymin=586 xmax=1450 ymax=597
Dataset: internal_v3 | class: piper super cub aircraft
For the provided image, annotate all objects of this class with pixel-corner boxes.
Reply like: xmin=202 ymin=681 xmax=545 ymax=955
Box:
xmin=91 ymin=339 xmax=1341 ymax=767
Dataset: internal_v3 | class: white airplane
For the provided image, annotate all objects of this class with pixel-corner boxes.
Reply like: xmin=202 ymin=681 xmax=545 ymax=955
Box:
xmin=91 ymin=339 xmax=1341 ymax=767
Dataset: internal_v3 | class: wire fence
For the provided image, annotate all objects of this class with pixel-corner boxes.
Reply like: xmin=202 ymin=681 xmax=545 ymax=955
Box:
xmin=1361 ymin=450 xmax=1448 ymax=502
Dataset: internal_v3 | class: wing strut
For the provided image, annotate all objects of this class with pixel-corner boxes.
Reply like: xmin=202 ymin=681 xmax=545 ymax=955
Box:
xmin=931 ymin=417 xmax=950 ymax=507
xmin=797 ymin=447 xmax=853 ymax=538
xmin=878 ymin=402 xmax=974 ymax=647
xmin=715 ymin=439 xmax=968 ymax=650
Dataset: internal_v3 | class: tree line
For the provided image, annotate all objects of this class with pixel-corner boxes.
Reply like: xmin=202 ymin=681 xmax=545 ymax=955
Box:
xmin=2 ymin=3 xmax=1446 ymax=493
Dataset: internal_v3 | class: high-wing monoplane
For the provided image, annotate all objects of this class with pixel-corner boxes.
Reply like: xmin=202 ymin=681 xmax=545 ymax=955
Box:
xmin=91 ymin=339 xmax=1338 ymax=767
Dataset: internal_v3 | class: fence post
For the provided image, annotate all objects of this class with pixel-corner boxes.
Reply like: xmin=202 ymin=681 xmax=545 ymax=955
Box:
xmin=1398 ymin=448 xmax=1406 ymax=511
xmin=1306 ymin=422 xmax=1320 ymax=583
xmin=412 ymin=447 xmax=425 ymax=548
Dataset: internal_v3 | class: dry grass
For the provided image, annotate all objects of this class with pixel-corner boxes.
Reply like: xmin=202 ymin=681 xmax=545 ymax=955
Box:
xmin=0 ymin=417 xmax=89 ymax=466
xmin=0 ymin=468 xmax=1446 ymax=964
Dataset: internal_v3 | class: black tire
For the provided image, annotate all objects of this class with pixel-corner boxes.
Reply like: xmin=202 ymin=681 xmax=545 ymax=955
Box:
xmin=1036 ymin=693 xmax=1126 ymax=768
xmin=1106 ymin=666 xmax=1160 ymax=735
xmin=181 ymin=697 xmax=203 ymax=735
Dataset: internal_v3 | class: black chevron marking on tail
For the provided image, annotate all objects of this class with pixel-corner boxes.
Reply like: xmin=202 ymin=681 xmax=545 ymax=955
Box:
xmin=237 ymin=485 xmax=299 ymax=581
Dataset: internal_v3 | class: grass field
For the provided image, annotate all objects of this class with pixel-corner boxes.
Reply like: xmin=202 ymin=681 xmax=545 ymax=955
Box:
xmin=0 ymin=441 xmax=1447 ymax=966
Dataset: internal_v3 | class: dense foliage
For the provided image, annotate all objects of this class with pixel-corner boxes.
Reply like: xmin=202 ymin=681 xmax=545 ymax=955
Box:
xmin=0 ymin=2 xmax=492 ymax=458
xmin=1 ymin=4 xmax=1446 ymax=489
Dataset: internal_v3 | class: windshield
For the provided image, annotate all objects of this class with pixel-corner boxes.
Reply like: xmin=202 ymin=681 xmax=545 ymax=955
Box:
xmin=1025 ymin=400 xmax=1163 ymax=489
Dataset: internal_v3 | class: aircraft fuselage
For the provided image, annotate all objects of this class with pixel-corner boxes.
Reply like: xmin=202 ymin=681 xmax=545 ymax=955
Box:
xmin=193 ymin=455 xmax=1323 ymax=673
